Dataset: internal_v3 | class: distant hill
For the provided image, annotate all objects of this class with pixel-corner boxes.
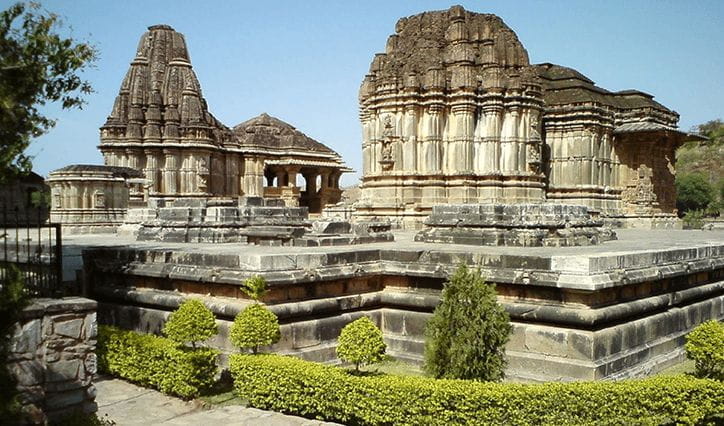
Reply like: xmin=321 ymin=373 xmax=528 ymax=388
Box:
xmin=677 ymin=120 xmax=724 ymax=182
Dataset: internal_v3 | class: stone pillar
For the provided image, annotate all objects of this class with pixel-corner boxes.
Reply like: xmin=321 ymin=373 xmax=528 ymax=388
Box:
xmin=304 ymin=172 xmax=318 ymax=194
xmin=448 ymin=103 xmax=475 ymax=173
xmin=402 ymin=104 xmax=418 ymax=172
xmin=422 ymin=104 xmax=443 ymax=172
xmin=285 ymin=166 xmax=300 ymax=188
xmin=500 ymin=108 xmax=519 ymax=171
xmin=144 ymin=150 xmax=160 ymax=193
xmin=320 ymin=170 xmax=330 ymax=189
xmin=478 ymin=104 xmax=503 ymax=174
xmin=7 ymin=298 xmax=98 ymax=423
xmin=163 ymin=150 xmax=178 ymax=195
xmin=225 ymin=154 xmax=240 ymax=196
xmin=276 ymin=169 xmax=286 ymax=187
xmin=242 ymin=157 xmax=264 ymax=197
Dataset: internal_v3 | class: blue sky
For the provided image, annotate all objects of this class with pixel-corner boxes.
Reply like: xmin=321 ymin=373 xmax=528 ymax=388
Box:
xmin=10 ymin=0 xmax=724 ymax=186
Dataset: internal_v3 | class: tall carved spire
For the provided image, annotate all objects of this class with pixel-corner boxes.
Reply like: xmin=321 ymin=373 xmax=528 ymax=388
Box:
xmin=100 ymin=24 xmax=226 ymax=147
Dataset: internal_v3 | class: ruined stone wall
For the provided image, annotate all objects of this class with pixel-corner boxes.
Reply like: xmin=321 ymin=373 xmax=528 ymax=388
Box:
xmin=8 ymin=298 xmax=98 ymax=423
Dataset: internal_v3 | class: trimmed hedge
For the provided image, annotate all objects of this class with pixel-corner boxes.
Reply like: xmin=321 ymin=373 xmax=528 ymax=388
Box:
xmin=97 ymin=326 xmax=218 ymax=398
xmin=229 ymin=354 xmax=724 ymax=425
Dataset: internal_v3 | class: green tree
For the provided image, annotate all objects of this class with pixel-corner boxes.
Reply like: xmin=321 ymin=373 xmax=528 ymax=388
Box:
xmin=1 ymin=2 xmax=97 ymax=182
xmin=696 ymin=119 xmax=724 ymax=141
xmin=424 ymin=264 xmax=512 ymax=381
xmin=685 ymin=320 xmax=724 ymax=381
xmin=676 ymin=173 xmax=714 ymax=215
xmin=163 ymin=299 xmax=217 ymax=348
xmin=336 ymin=316 xmax=386 ymax=372
xmin=230 ymin=304 xmax=280 ymax=354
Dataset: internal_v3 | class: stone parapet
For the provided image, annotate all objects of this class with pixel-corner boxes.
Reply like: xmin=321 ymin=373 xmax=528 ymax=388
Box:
xmin=8 ymin=297 xmax=98 ymax=423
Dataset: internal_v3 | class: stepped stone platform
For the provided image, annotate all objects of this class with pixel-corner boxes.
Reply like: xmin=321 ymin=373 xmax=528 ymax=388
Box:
xmin=415 ymin=204 xmax=617 ymax=247
xmin=72 ymin=229 xmax=724 ymax=382
xmin=127 ymin=197 xmax=392 ymax=246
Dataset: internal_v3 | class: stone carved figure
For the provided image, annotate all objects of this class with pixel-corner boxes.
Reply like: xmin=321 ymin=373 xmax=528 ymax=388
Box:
xmin=527 ymin=117 xmax=543 ymax=174
xmin=379 ymin=116 xmax=396 ymax=171
xmin=622 ymin=165 xmax=658 ymax=213
xmin=196 ymin=157 xmax=209 ymax=193
xmin=94 ymin=191 xmax=106 ymax=208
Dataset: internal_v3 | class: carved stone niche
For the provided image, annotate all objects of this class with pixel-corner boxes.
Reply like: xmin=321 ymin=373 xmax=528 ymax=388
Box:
xmin=379 ymin=116 xmax=396 ymax=171
xmin=527 ymin=117 xmax=543 ymax=174
xmin=621 ymin=165 xmax=659 ymax=214
xmin=94 ymin=191 xmax=106 ymax=208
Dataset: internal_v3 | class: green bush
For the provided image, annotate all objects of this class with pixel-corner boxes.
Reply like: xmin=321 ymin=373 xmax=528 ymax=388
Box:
xmin=242 ymin=275 xmax=268 ymax=301
xmin=97 ymin=326 xmax=218 ymax=398
xmin=230 ymin=304 xmax=280 ymax=354
xmin=676 ymin=172 xmax=714 ymax=215
xmin=229 ymin=354 xmax=724 ymax=425
xmin=163 ymin=299 xmax=217 ymax=348
xmin=425 ymin=264 xmax=512 ymax=381
xmin=685 ymin=320 xmax=724 ymax=381
xmin=682 ymin=209 xmax=705 ymax=229
xmin=336 ymin=316 xmax=386 ymax=372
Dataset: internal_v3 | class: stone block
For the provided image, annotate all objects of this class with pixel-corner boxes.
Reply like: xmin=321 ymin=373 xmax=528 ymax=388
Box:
xmin=45 ymin=388 xmax=86 ymax=411
xmin=9 ymin=360 xmax=43 ymax=387
xmin=172 ymin=199 xmax=206 ymax=208
xmin=11 ymin=319 xmax=41 ymax=354
xmin=312 ymin=220 xmax=352 ymax=234
xmin=46 ymin=359 xmax=80 ymax=382
xmin=54 ymin=317 xmax=84 ymax=339
xmin=238 ymin=196 xmax=264 ymax=206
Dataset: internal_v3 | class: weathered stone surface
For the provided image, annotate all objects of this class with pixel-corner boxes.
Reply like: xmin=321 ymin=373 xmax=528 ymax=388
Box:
xmin=54 ymin=318 xmax=84 ymax=339
xmin=11 ymin=319 xmax=41 ymax=354
xmin=312 ymin=220 xmax=351 ymax=234
xmin=8 ymin=297 xmax=98 ymax=422
xmin=415 ymin=204 xmax=616 ymax=247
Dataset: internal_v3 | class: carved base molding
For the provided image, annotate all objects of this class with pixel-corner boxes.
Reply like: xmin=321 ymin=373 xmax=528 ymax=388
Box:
xmin=414 ymin=203 xmax=617 ymax=247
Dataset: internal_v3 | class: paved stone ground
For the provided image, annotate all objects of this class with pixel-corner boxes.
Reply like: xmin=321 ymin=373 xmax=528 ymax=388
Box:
xmin=95 ymin=376 xmax=338 ymax=425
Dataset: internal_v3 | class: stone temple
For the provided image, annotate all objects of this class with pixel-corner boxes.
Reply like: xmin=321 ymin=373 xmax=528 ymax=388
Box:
xmin=97 ymin=24 xmax=349 ymax=213
xmin=355 ymin=6 xmax=693 ymax=229
xmin=37 ymin=7 xmax=722 ymax=383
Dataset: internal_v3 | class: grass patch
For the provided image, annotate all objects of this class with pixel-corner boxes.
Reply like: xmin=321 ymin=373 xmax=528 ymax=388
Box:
xmin=198 ymin=375 xmax=246 ymax=407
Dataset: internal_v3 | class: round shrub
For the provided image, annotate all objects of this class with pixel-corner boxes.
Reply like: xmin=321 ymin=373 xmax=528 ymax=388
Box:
xmin=336 ymin=316 xmax=386 ymax=372
xmin=163 ymin=299 xmax=217 ymax=347
xmin=685 ymin=320 xmax=724 ymax=380
xmin=230 ymin=304 xmax=280 ymax=354
xmin=424 ymin=264 xmax=512 ymax=381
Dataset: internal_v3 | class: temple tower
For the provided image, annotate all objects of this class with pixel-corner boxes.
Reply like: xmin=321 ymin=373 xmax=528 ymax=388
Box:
xmin=99 ymin=24 xmax=238 ymax=199
xmin=356 ymin=6 xmax=546 ymax=228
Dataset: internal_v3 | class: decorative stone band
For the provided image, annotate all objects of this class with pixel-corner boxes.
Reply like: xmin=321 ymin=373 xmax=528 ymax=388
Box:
xmin=415 ymin=203 xmax=616 ymax=247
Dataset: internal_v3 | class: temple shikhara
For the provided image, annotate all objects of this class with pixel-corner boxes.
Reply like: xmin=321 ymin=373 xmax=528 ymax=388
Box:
xmin=355 ymin=6 xmax=691 ymax=229
xmin=95 ymin=24 xmax=348 ymax=213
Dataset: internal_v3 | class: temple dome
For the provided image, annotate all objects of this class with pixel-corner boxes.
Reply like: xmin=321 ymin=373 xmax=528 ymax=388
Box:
xmin=360 ymin=5 xmax=534 ymax=101
xmin=232 ymin=113 xmax=340 ymax=155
